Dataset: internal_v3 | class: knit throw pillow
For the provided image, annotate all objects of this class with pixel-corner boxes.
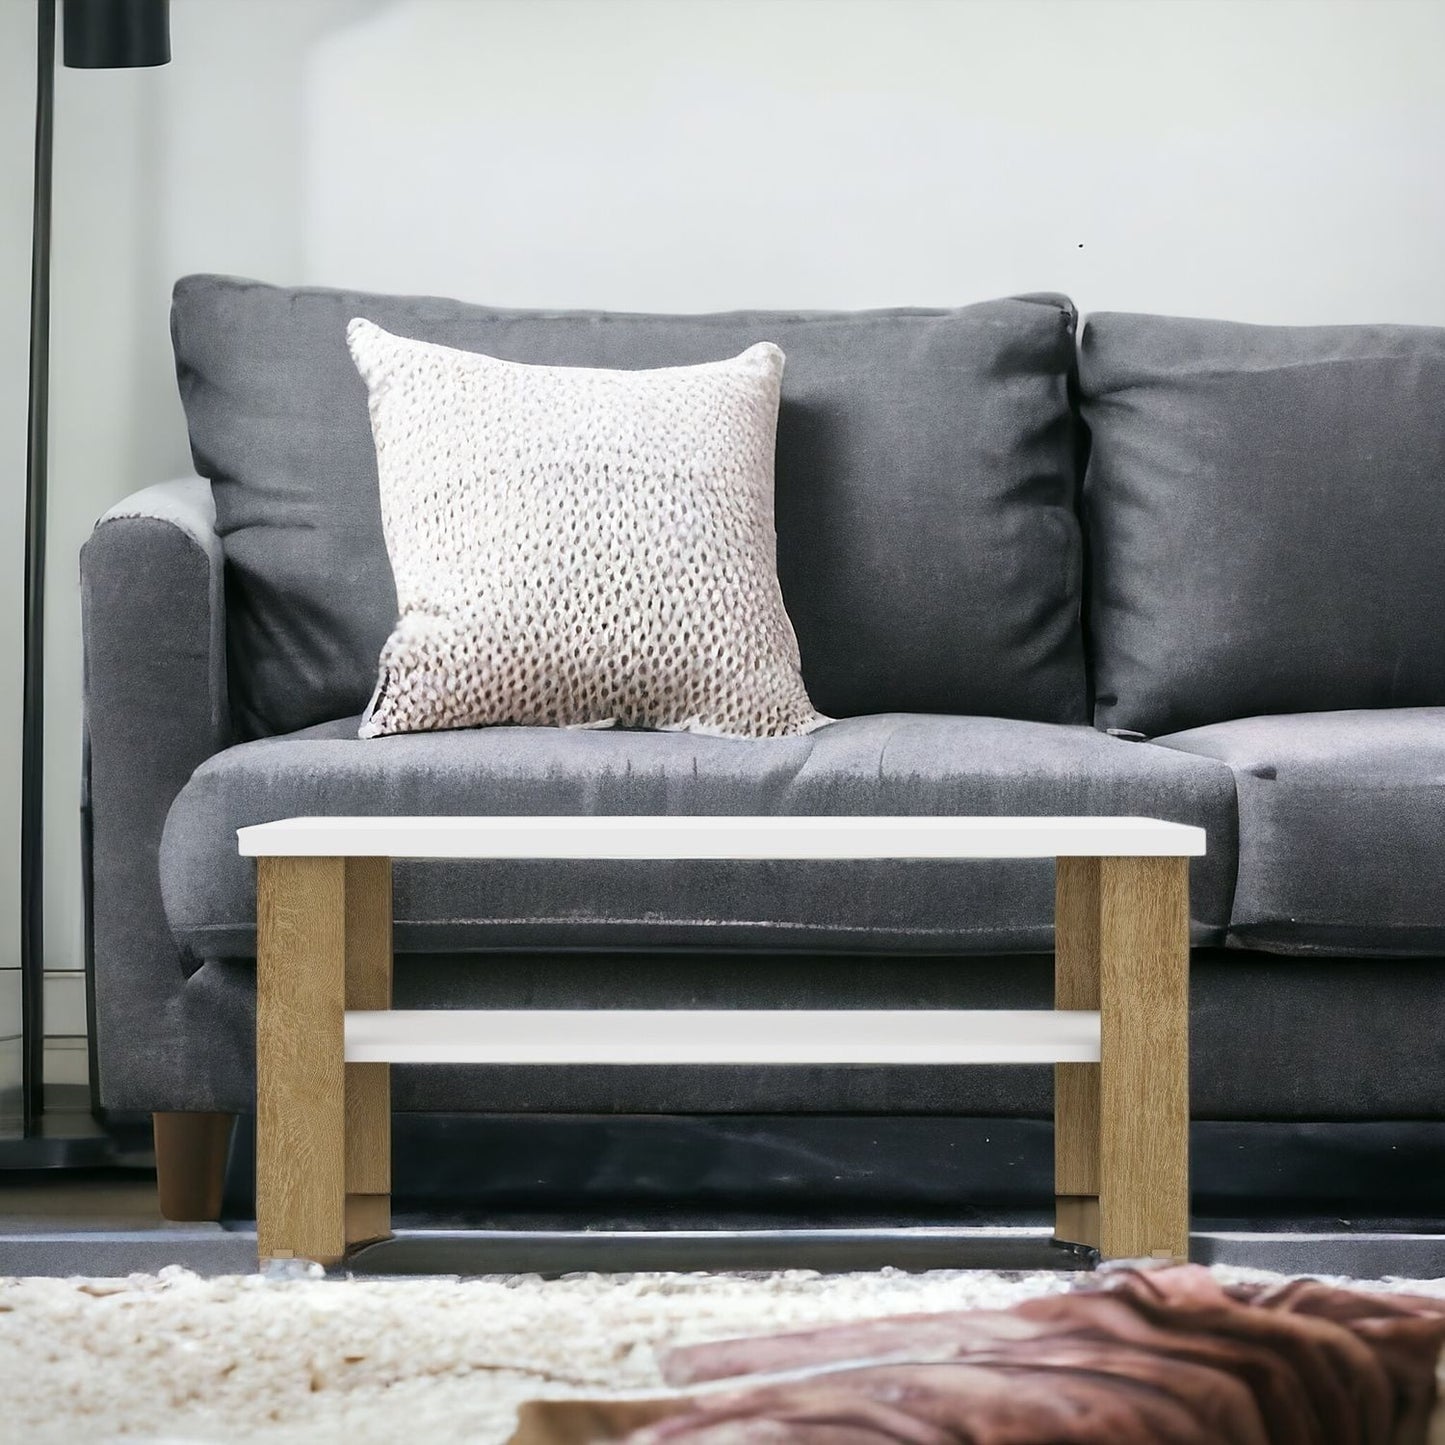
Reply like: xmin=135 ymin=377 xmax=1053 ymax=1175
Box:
xmin=347 ymin=320 xmax=826 ymax=740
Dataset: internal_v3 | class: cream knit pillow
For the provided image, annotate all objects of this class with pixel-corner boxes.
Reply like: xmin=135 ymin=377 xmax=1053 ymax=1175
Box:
xmin=347 ymin=320 xmax=826 ymax=740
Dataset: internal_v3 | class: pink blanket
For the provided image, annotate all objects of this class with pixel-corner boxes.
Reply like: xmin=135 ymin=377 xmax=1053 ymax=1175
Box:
xmin=512 ymin=1266 xmax=1445 ymax=1444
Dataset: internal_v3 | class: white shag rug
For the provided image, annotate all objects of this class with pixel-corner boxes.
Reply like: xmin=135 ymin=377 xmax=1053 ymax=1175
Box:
xmin=3 ymin=1265 xmax=1443 ymax=1444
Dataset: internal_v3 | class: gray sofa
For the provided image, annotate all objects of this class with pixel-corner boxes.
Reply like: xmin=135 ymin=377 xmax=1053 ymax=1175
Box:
xmin=80 ymin=278 xmax=1445 ymax=1212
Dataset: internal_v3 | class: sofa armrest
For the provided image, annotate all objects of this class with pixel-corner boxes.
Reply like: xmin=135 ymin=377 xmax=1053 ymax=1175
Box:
xmin=90 ymin=478 xmax=228 ymax=731
xmin=82 ymin=478 xmax=237 ymax=1110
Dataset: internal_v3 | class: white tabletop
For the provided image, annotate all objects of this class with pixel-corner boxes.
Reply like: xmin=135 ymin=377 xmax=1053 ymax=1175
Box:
xmin=238 ymin=814 xmax=1205 ymax=860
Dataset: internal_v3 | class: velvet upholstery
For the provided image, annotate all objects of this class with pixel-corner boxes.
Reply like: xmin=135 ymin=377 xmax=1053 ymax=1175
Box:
xmin=159 ymin=714 xmax=1236 ymax=959
xmin=1156 ymin=709 xmax=1445 ymax=956
xmin=83 ymin=481 xmax=1445 ymax=1122
xmin=1080 ymin=313 xmax=1445 ymax=737
xmin=80 ymin=480 xmax=236 ymax=1108
xmin=107 ymin=950 xmax=1445 ymax=1120
xmin=85 ymin=286 xmax=1445 ymax=1143
xmin=171 ymin=276 xmax=1086 ymax=737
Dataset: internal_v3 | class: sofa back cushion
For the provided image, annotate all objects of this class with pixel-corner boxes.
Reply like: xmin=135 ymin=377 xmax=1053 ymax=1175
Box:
xmin=1080 ymin=312 xmax=1445 ymax=737
xmin=172 ymin=276 xmax=1085 ymax=739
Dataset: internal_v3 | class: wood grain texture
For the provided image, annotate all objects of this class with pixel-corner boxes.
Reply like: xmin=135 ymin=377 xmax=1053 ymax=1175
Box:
xmin=256 ymin=856 xmax=348 ymax=1266
xmin=1054 ymin=857 xmax=1101 ymax=1247
xmin=344 ymin=857 xmax=393 ymax=1245
xmin=153 ymin=1112 xmax=235 ymax=1223
xmin=1055 ymin=1195 xmax=1100 ymax=1251
xmin=1098 ymin=855 xmax=1191 ymax=1262
xmin=345 ymin=1193 xmax=391 ymax=1246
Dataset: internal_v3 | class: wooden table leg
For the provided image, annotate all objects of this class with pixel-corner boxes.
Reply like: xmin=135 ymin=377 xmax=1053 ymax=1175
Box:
xmin=1054 ymin=857 xmax=1101 ymax=1249
xmin=1097 ymin=855 xmax=1191 ymax=1262
xmin=256 ymin=856 xmax=348 ymax=1266
xmin=345 ymin=858 xmax=393 ymax=1247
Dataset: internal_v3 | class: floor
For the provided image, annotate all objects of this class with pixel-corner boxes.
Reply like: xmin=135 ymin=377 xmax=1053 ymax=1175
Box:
xmin=0 ymin=1168 xmax=259 ymax=1275
xmin=1 ymin=1170 xmax=161 ymax=1227
xmin=4 ymin=1169 xmax=1445 ymax=1279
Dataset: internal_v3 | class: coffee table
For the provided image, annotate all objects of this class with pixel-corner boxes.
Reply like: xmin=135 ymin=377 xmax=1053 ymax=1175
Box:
xmin=238 ymin=814 xmax=1204 ymax=1268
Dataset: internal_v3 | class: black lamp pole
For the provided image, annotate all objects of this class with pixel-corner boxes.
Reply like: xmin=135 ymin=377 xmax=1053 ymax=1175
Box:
xmin=20 ymin=0 xmax=169 ymax=1137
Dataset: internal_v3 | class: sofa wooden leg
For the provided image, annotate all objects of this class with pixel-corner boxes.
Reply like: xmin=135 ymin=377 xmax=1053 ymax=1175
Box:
xmin=153 ymin=1111 xmax=235 ymax=1222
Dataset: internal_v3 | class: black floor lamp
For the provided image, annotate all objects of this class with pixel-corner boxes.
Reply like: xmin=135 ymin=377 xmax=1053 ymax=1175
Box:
xmin=12 ymin=0 xmax=170 ymax=1155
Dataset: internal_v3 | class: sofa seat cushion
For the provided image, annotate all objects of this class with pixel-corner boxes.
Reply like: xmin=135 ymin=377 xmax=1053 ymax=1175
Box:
xmin=1155 ymin=709 xmax=1445 ymax=956
xmin=160 ymin=714 xmax=1236 ymax=960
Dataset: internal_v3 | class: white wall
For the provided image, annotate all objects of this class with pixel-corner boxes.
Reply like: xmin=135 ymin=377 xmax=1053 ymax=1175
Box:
xmin=306 ymin=0 xmax=1445 ymax=319
xmin=1 ymin=0 xmax=1443 ymax=998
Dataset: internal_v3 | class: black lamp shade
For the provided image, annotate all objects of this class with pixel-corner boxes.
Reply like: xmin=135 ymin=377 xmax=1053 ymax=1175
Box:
xmin=63 ymin=0 xmax=170 ymax=69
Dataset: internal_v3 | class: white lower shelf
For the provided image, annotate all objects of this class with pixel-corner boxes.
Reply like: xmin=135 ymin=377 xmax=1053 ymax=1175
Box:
xmin=343 ymin=1009 xmax=1101 ymax=1066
